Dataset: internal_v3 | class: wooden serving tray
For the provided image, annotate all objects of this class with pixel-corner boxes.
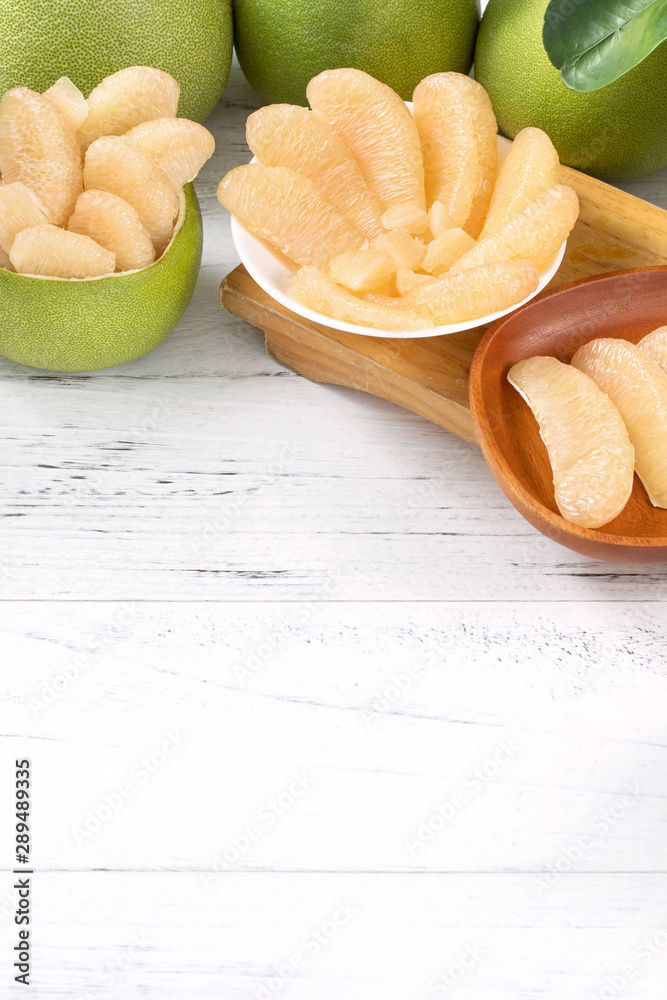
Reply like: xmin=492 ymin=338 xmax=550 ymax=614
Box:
xmin=220 ymin=165 xmax=667 ymax=445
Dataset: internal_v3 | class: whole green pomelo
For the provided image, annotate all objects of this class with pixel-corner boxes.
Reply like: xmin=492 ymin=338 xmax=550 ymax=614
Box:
xmin=475 ymin=0 xmax=667 ymax=180
xmin=234 ymin=0 xmax=480 ymax=105
xmin=0 ymin=0 xmax=233 ymax=123
xmin=0 ymin=185 xmax=202 ymax=372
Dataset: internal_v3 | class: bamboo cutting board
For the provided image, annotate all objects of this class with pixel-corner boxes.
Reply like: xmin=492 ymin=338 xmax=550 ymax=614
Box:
xmin=220 ymin=165 xmax=667 ymax=445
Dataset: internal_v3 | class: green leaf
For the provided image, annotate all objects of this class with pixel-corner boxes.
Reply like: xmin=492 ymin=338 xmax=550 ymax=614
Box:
xmin=543 ymin=0 xmax=667 ymax=92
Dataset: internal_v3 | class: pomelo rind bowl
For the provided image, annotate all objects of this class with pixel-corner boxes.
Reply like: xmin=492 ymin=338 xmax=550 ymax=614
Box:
xmin=230 ymin=130 xmax=567 ymax=339
xmin=0 ymin=183 xmax=202 ymax=372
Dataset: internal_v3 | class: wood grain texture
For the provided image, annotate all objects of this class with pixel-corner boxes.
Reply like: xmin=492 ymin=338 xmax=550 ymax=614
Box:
xmin=0 ymin=873 xmax=665 ymax=999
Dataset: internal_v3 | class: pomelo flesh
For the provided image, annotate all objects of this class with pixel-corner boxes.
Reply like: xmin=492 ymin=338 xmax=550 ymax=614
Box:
xmin=307 ymin=68 xmax=426 ymax=217
xmin=10 ymin=224 xmax=115 ymax=278
xmin=413 ymin=72 xmax=497 ymax=238
xmin=77 ymin=67 xmax=180 ymax=151
xmin=508 ymin=356 xmax=635 ymax=528
xmin=246 ymin=103 xmax=384 ymax=240
xmin=123 ymin=117 xmax=215 ymax=188
xmin=453 ymin=185 xmax=579 ymax=271
xmin=422 ymin=228 xmax=476 ymax=276
xmin=572 ymin=338 xmax=667 ymax=507
xmin=43 ymin=77 xmax=89 ymax=131
xmin=218 ymin=163 xmax=364 ymax=268
xmin=327 ymin=248 xmax=395 ymax=293
xmin=481 ymin=127 xmax=560 ymax=239
xmin=0 ymin=87 xmax=82 ymax=227
xmin=68 ymin=190 xmax=155 ymax=272
xmin=84 ymin=135 xmax=179 ymax=254
xmin=0 ymin=182 xmax=50 ymax=254
xmin=638 ymin=327 xmax=667 ymax=375
xmin=293 ymin=265 xmax=433 ymax=331
xmin=400 ymin=259 xmax=539 ymax=323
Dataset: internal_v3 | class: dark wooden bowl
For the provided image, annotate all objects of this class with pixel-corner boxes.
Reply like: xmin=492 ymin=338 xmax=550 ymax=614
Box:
xmin=469 ymin=266 xmax=667 ymax=563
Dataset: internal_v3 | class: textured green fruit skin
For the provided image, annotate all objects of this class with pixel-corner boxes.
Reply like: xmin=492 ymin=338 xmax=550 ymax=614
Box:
xmin=0 ymin=185 xmax=202 ymax=372
xmin=475 ymin=0 xmax=667 ymax=180
xmin=0 ymin=0 xmax=233 ymax=122
xmin=234 ymin=0 xmax=480 ymax=104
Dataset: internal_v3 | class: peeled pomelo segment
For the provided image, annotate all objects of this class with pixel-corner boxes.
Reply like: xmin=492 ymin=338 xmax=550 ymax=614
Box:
xmin=218 ymin=163 xmax=364 ymax=268
xmin=246 ymin=104 xmax=384 ymax=240
xmin=428 ymin=200 xmax=456 ymax=239
xmin=395 ymin=269 xmax=436 ymax=297
xmin=373 ymin=229 xmax=425 ymax=271
xmin=307 ymin=68 xmax=426 ymax=216
xmin=293 ymin=266 xmax=433 ymax=332
xmin=84 ymin=136 xmax=179 ymax=255
xmin=423 ymin=228 xmax=476 ymax=276
xmin=68 ymin=190 xmax=155 ymax=272
xmin=123 ymin=117 xmax=215 ymax=188
xmin=327 ymin=248 xmax=395 ymax=292
xmin=572 ymin=338 xmax=667 ymax=508
xmin=412 ymin=72 xmax=497 ymax=238
xmin=481 ymin=127 xmax=560 ymax=239
xmin=453 ymin=185 xmax=579 ymax=272
xmin=638 ymin=326 xmax=667 ymax=375
xmin=401 ymin=259 xmax=539 ymax=324
xmin=508 ymin=356 xmax=635 ymax=528
xmin=43 ymin=77 xmax=88 ymax=131
xmin=77 ymin=67 xmax=180 ymax=151
xmin=0 ymin=181 xmax=50 ymax=253
xmin=0 ymin=87 xmax=82 ymax=227
xmin=10 ymin=224 xmax=115 ymax=278
xmin=380 ymin=204 xmax=428 ymax=235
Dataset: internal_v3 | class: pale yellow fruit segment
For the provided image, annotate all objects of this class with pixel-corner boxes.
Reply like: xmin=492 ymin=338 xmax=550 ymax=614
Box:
xmin=0 ymin=181 xmax=50 ymax=253
xmin=77 ymin=67 xmax=180 ymax=151
xmin=307 ymin=67 xmax=426 ymax=215
xmin=453 ymin=185 xmax=579 ymax=271
xmin=395 ymin=269 xmax=436 ymax=297
xmin=293 ymin=265 xmax=433 ymax=331
xmin=246 ymin=104 xmax=384 ymax=240
xmin=401 ymin=259 xmax=538 ymax=324
xmin=84 ymin=136 xmax=179 ymax=255
xmin=508 ymin=356 xmax=635 ymax=528
xmin=380 ymin=204 xmax=428 ymax=235
xmin=43 ymin=77 xmax=89 ymax=131
xmin=68 ymin=190 xmax=156 ymax=272
xmin=327 ymin=248 xmax=395 ymax=292
xmin=124 ymin=117 xmax=215 ymax=188
xmin=428 ymin=200 xmax=456 ymax=238
xmin=10 ymin=224 xmax=115 ymax=278
xmin=572 ymin=338 xmax=667 ymax=508
xmin=413 ymin=72 xmax=497 ymax=238
xmin=218 ymin=163 xmax=364 ymax=268
xmin=373 ymin=229 xmax=426 ymax=271
xmin=0 ymin=87 xmax=83 ymax=227
xmin=423 ymin=228 xmax=476 ymax=275
xmin=481 ymin=127 xmax=561 ymax=238
xmin=638 ymin=326 xmax=667 ymax=375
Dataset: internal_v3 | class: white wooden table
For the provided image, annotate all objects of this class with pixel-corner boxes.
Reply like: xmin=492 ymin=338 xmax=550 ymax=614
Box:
xmin=1 ymin=61 xmax=667 ymax=999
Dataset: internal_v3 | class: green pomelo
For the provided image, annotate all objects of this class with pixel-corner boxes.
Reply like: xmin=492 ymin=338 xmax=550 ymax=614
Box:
xmin=234 ymin=0 xmax=480 ymax=105
xmin=0 ymin=0 xmax=233 ymax=122
xmin=0 ymin=184 xmax=202 ymax=372
xmin=475 ymin=0 xmax=667 ymax=180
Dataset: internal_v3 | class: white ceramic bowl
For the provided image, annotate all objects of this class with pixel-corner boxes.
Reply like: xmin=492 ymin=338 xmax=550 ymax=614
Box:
xmin=230 ymin=130 xmax=567 ymax=340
